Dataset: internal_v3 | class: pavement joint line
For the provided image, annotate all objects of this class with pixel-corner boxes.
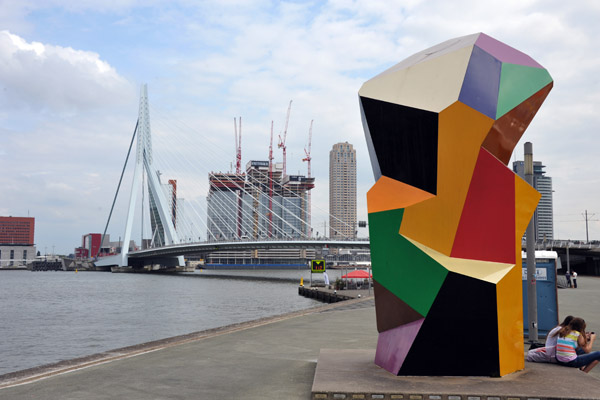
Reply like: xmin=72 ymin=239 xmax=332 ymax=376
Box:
xmin=0 ymin=295 xmax=373 ymax=390
xmin=0 ymin=347 xmax=164 ymax=390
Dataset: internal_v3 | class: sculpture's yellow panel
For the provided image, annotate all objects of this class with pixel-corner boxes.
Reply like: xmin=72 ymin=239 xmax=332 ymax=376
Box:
xmin=405 ymin=236 xmax=514 ymax=284
xmin=399 ymin=102 xmax=494 ymax=255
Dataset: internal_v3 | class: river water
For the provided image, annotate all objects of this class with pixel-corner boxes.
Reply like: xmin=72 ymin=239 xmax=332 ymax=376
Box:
xmin=0 ymin=268 xmax=352 ymax=376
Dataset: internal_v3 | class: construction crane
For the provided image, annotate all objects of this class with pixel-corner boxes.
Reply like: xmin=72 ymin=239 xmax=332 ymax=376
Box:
xmin=302 ymin=120 xmax=313 ymax=238
xmin=234 ymin=117 xmax=243 ymax=237
xmin=268 ymin=121 xmax=274 ymax=238
xmin=278 ymin=100 xmax=292 ymax=177
xmin=234 ymin=117 xmax=242 ymax=174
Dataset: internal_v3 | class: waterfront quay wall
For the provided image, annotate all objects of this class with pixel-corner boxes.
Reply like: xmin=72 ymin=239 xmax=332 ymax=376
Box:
xmin=28 ymin=258 xmax=110 ymax=272
xmin=298 ymin=285 xmax=354 ymax=303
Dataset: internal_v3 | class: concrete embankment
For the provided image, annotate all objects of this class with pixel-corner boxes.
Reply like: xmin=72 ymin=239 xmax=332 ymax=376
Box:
xmin=298 ymin=285 xmax=372 ymax=303
xmin=1 ymin=278 xmax=599 ymax=399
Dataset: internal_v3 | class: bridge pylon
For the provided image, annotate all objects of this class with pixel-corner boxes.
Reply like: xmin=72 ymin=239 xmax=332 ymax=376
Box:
xmin=99 ymin=84 xmax=184 ymax=268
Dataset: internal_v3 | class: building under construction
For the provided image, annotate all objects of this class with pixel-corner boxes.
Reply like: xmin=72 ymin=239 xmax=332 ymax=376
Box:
xmin=205 ymin=161 xmax=315 ymax=267
xmin=204 ymin=109 xmax=316 ymax=266
xmin=206 ymin=160 xmax=315 ymax=241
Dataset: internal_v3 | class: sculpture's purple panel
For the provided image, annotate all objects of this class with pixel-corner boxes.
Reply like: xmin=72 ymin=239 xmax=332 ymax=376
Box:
xmin=475 ymin=33 xmax=543 ymax=68
xmin=458 ymin=45 xmax=502 ymax=119
xmin=374 ymin=319 xmax=424 ymax=374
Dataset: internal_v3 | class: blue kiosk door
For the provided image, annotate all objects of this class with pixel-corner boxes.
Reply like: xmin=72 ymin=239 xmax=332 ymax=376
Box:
xmin=522 ymin=251 xmax=559 ymax=337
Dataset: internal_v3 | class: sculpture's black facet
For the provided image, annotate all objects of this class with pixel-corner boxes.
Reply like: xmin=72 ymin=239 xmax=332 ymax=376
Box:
xmin=360 ymin=96 xmax=438 ymax=195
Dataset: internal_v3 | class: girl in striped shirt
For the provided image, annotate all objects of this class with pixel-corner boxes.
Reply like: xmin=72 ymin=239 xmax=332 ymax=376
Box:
xmin=554 ymin=317 xmax=600 ymax=373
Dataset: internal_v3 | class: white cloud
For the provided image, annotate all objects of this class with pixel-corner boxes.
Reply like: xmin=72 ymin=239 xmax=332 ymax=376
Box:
xmin=0 ymin=29 xmax=138 ymax=253
xmin=0 ymin=30 xmax=134 ymax=113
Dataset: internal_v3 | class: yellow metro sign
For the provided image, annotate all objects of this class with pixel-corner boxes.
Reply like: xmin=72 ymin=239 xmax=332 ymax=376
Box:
xmin=311 ymin=260 xmax=325 ymax=273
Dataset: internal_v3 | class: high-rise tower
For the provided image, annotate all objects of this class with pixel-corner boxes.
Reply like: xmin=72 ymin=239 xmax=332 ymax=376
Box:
xmin=329 ymin=142 xmax=357 ymax=239
xmin=513 ymin=160 xmax=554 ymax=241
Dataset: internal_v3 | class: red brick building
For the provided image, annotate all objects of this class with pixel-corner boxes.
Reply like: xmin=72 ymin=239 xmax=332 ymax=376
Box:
xmin=0 ymin=216 xmax=36 ymax=267
xmin=0 ymin=216 xmax=35 ymax=245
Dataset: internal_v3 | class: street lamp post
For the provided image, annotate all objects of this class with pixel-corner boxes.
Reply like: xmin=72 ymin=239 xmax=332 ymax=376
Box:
xmin=525 ymin=142 xmax=538 ymax=343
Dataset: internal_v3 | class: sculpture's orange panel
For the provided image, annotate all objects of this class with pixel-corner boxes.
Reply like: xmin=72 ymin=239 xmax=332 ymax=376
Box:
xmin=400 ymin=101 xmax=494 ymax=255
xmin=497 ymin=264 xmax=525 ymax=375
xmin=367 ymin=176 xmax=435 ymax=214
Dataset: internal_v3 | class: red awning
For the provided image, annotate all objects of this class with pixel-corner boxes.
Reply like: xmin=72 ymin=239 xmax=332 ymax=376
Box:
xmin=341 ymin=269 xmax=372 ymax=279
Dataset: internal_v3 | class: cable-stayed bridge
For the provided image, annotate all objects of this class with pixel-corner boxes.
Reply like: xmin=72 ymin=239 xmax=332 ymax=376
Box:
xmin=96 ymin=85 xmax=368 ymax=269
xmin=117 ymin=238 xmax=369 ymax=269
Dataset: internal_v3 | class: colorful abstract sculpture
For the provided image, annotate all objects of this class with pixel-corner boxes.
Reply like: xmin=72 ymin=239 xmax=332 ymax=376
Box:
xmin=359 ymin=33 xmax=553 ymax=377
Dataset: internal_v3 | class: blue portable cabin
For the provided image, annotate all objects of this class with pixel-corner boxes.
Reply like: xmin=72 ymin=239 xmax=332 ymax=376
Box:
xmin=522 ymin=250 xmax=560 ymax=338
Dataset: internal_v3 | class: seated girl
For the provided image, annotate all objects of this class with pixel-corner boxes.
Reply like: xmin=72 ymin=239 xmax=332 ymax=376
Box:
xmin=526 ymin=315 xmax=574 ymax=363
xmin=555 ymin=317 xmax=599 ymax=373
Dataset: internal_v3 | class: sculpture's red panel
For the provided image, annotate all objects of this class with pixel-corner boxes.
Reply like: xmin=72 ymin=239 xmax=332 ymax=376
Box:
xmin=451 ymin=148 xmax=515 ymax=264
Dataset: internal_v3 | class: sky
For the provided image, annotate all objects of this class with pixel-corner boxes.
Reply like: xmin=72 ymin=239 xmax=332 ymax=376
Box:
xmin=1 ymin=0 xmax=599 ymax=255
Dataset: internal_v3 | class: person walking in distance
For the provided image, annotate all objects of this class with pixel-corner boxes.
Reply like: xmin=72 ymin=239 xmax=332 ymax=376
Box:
xmin=572 ymin=271 xmax=578 ymax=288
xmin=565 ymin=270 xmax=572 ymax=288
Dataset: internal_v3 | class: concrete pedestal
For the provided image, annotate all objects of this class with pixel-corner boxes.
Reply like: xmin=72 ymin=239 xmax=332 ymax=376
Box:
xmin=312 ymin=349 xmax=600 ymax=400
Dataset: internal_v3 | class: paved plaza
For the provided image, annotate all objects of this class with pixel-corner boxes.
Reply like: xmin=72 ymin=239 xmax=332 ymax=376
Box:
xmin=0 ymin=277 xmax=599 ymax=399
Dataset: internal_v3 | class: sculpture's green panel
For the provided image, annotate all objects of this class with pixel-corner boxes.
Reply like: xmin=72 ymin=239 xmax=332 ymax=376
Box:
xmin=496 ymin=63 xmax=552 ymax=119
xmin=368 ymin=208 xmax=448 ymax=317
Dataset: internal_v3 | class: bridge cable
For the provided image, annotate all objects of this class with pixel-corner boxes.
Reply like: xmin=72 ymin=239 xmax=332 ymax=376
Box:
xmin=148 ymin=104 xmax=356 ymax=241
xmin=148 ymin=112 xmax=297 ymax=240
xmin=97 ymin=119 xmax=138 ymax=258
